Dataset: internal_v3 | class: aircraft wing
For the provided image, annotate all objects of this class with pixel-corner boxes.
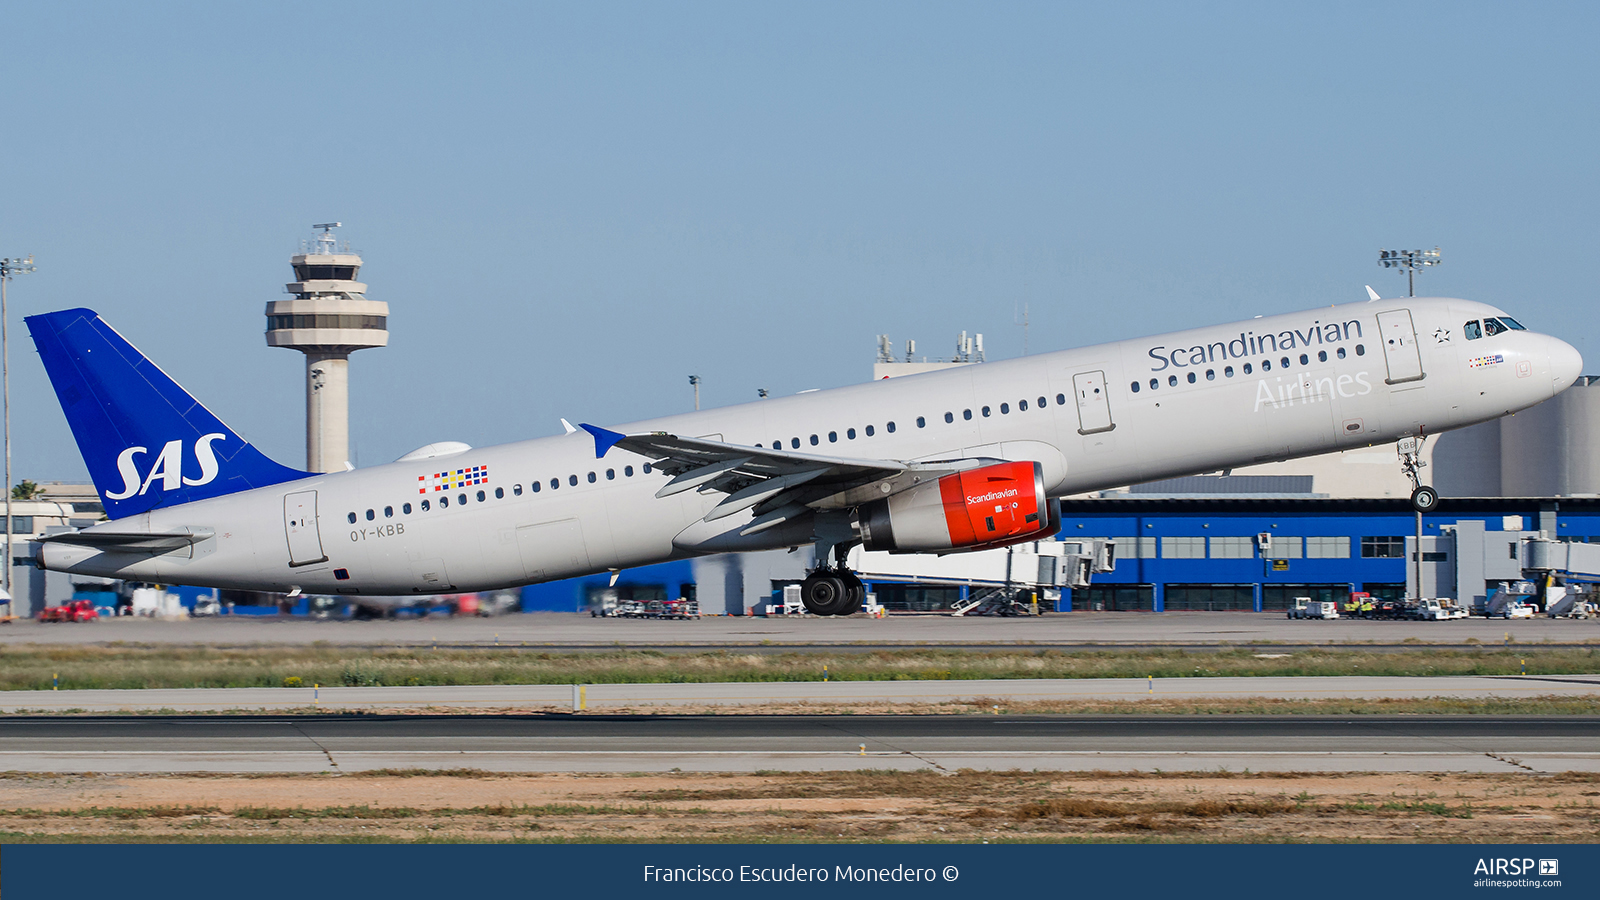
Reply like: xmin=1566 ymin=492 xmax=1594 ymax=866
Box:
xmin=579 ymin=424 xmax=979 ymax=535
xmin=37 ymin=529 xmax=214 ymax=552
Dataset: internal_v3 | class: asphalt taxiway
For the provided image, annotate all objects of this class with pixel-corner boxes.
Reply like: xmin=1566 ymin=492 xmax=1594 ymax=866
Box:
xmin=0 ymin=714 xmax=1592 ymax=774
xmin=4 ymin=610 xmax=1597 ymax=648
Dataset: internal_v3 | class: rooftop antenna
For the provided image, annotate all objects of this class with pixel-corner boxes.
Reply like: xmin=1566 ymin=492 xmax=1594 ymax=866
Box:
xmin=875 ymin=334 xmax=893 ymax=364
xmin=0 ymin=255 xmax=37 ymax=603
xmin=688 ymin=374 xmax=701 ymax=411
xmin=904 ymin=338 xmax=916 ymax=363
xmin=311 ymin=222 xmax=343 ymax=255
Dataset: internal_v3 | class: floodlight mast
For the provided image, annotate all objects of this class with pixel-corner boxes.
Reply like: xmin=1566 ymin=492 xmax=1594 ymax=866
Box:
xmin=1378 ymin=246 xmax=1442 ymax=297
xmin=0 ymin=255 xmax=37 ymax=600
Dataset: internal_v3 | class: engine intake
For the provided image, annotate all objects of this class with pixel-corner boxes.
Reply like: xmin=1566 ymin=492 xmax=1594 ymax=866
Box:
xmin=859 ymin=460 xmax=1056 ymax=553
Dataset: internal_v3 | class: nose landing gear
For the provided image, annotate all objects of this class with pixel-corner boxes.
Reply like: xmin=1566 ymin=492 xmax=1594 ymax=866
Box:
xmin=1398 ymin=435 xmax=1438 ymax=512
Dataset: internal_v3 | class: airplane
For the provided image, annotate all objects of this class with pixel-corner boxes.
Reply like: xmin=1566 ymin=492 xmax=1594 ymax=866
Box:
xmin=25 ymin=295 xmax=1583 ymax=615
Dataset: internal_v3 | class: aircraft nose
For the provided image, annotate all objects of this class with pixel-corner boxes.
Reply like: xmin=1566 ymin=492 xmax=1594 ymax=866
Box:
xmin=1547 ymin=336 xmax=1584 ymax=396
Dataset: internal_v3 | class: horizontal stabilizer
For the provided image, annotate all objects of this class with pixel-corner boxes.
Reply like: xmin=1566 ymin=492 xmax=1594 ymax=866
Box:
xmin=38 ymin=529 xmax=214 ymax=552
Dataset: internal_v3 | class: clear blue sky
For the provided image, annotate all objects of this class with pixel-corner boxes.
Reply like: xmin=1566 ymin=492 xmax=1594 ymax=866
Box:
xmin=2 ymin=2 xmax=1595 ymax=482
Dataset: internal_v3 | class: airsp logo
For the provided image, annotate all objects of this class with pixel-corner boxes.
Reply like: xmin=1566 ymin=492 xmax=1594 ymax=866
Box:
xmin=105 ymin=433 xmax=226 ymax=500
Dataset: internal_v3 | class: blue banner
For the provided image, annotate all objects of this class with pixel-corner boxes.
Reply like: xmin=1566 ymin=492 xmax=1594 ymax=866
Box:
xmin=5 ymin=844 xmax=1596 ymax=899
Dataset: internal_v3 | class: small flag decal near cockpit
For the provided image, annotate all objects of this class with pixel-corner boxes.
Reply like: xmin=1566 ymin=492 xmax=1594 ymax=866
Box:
xmin=418 ymin=465 xmax=489 ymax=493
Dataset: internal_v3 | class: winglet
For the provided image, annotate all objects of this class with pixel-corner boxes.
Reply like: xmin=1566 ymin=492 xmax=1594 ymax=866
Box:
xmin=579 ymin=423 xmax=627 ymax=458
xmin=1365 ymin=285 xmax=1381 ymax=302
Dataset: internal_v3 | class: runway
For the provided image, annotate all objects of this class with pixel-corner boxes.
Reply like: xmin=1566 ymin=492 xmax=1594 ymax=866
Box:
xmin=0 ymin=674 xmax=1596 ymax=713
xmin=4 ymin=610 xmax=1597 ymax=648
xmin=0 ymin=714 xmax=1593 ymax=774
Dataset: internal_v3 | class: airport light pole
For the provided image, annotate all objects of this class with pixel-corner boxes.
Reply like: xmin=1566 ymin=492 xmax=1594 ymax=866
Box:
xmin=688 ymin=375 xmax=701 ymax=411
xmin=1378 ymin=247 xmax=1441 ymax=297
xmin=0 ymin=256 xmax=37 ymax=600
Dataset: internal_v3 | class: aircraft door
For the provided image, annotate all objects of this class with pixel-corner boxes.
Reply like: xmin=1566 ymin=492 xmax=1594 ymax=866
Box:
xmin=1072 ymin=370 xmax=1116 ymax=434
xmin=283 ymin=490 xmax=328 ymax=567
xmin=1376 ymin=309 xmax=1426 ymax=384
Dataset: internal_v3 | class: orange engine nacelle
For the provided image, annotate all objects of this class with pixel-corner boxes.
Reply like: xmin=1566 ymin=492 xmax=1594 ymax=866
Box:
xmin=858 ymin=460 xmax=1057 ymax=553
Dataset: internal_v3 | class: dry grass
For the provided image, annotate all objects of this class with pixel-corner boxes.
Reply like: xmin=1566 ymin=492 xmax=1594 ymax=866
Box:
xmin=0 ymin=644 xmax=1596 ymax=692
xmin=0 ymin=769 xmax=1594 ymax=843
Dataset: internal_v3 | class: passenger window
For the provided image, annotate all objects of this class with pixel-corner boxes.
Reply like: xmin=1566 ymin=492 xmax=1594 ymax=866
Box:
xmin=495 ymin=487 xmax=505 ymax=498
xmin=771 ymin=441 xmax=781 ymax=449
xmin=551 ymin=478 xmax=560 ymax=490
xmin=421 ymin=499 xmax=431 ymax=510
xmin=1262 ymin=359 xmax=1272 ymax=371
xmin=1167 ymin=375 xmax=1177 ymax=386
xmin=1337 ymin=347 xmax=1346 ymax=359
xmin=1355 ymin=344 xmax=1366 ymax=356
xmin=944 ymin=412 xmax=953 ymax=423
xmin=1186 ymin=372 xmax=1196 ymax=384
xmin=532 ymin=481 xmax=541 ymax=492
xmin=1318 ymin=350 xmax=1327 ymax=362
xmin=865 ymin=424 xmax=876 ymax=435
xmin=1243 ymin=363 xmax=1253 ymax=374
xmin=384 ymin=506 xmax=393 ymax=518
xmin=605 ymin=469 xmax=615 ymax=480
xmin=512 ymin=485 xmax=522 ymax=496
xmin=1281 ymin=357 xmax=1290 ymax=368
xmin=347 ymin=512 xmax=357 ymax=524
xmin=887 ymin=421 xmax=896 ymax=432
xmin=981 ymin=406 xmax=991 ymax=417
xmin=403 ymin=502 xmax=413 ymax=513
xmin=916 ymin=416 xmax=926 ymax=428
xmin=624 ymin=466 xmax=634 ymax=476
xmin=790 ymin=437 xmax=800 ymax=449
xmin=477 ymin=490 xmax=486 ymax=502
xmin=809 ymin=434 xmax=818 ymax=445
xmin=1056 ymin=393 xmax=1066 ymax=405
xmin=1038 ymin=396 xmax=1047 ymax=408
xmin=1131 ymin=381 xmax=1140 ymax=393
xmin=644 ymin=463 xmax=653 ymax=474
xmin=848 ymin=427 xmax=857 ymax=439
xmin=1018 ymin=400 xmax=1028 ymax=411
xmin=1299 ymin=354 xmax=1308 ymax=366
xmin=1000 ymin=403 xmax=1009 ymax=414
xmin=1149 ymin=378 xmax=1159 ymax=390
xmin=584 ymin=472 xmax=593 ymax=484
xmin=1464 ymin=320 xmax=1482 ymax=340
xmin=1484 ymin=318 xmax=1506 ymax=337
xmin=459 ymin=493 xmax=468 ymax=505
xmin=1225 ymin=366 xmax=1234 ymax=377
xmin=1205 ymin=369 xmax=1215 ymax=381
xmin=440 ymin=496 xmax=450 ymax=507
xmin=366 ymin=509 xmax=375 ymax=521
xmin=829 ymin=431 xmax=838 ymax=442
xmin=962 ymin=410 xmax=972 ymax=421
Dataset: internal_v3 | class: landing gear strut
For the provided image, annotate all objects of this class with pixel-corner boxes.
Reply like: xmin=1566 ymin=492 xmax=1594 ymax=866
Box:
xmin=1398 ymin=435 xmax=1437 ymax=512
xmin=800 ymin=538 xmax=865 ymax=616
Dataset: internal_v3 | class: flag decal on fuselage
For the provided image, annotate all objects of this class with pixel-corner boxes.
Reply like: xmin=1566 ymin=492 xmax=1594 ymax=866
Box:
xmin=418 ymin=465 xmax=489 ymax=493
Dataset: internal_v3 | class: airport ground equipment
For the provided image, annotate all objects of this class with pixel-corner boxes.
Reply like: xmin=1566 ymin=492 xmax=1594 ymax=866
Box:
xmin=36 ymin=599 xmax=98 ymax=622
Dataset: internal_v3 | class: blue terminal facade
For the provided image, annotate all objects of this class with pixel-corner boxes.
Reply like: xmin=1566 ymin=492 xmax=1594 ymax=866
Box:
xmin=1058 ymin=497 xmax=1600 ymax=612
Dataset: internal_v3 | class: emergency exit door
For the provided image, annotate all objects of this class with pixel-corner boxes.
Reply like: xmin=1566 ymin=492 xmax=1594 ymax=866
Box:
xmin=1072 ymin=370 xmax=1116 ymax=434
xmin=1376 ymin=309 xmax=1426 ymax=385
xmin=283 ymin=490 xmax=328 ymax=567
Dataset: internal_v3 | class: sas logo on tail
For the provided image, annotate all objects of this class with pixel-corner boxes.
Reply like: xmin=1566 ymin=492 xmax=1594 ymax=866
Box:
xmin=106 ymin=434 xmax=226 ymax=500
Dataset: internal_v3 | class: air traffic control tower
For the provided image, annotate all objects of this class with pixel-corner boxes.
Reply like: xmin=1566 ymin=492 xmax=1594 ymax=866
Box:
xmin=265 ymin=223 xmax=388 ymax=472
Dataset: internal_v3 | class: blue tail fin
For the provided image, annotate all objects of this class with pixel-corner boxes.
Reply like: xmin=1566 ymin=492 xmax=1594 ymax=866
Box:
xmin=27 ymin=308 xmax=312 ymax=519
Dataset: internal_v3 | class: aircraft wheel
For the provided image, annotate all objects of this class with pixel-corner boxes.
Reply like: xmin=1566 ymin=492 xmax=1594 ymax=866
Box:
xmin=1410 ymin=485 xmax=1440 ymax=513
xmin=801 ymin=572 xmax=847 ymax=616
xmin=834 ymin=570 xmax=866 ymax=616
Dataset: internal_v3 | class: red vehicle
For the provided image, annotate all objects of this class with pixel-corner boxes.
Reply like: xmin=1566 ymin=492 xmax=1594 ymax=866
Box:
xmin=37 ymin=600 xmax=99 ymax=623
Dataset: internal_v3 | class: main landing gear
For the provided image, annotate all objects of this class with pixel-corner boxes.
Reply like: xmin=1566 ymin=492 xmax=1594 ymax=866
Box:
xmin=800 ymin=536 xmax=866 ymax=616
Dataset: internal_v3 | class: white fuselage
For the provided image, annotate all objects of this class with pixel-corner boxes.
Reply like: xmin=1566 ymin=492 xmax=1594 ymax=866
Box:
xmin=40 ymin=297 xmax=1582 ymax=596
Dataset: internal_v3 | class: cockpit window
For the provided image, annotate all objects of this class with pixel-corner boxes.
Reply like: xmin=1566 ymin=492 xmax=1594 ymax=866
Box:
xmin=1484 ymin=318 xmax=1507 ymax=337
xmin=1463 ymin=320 xmax=1482 ymax=340
xmin=1500 ymin=316 xmax=1526 ymax=330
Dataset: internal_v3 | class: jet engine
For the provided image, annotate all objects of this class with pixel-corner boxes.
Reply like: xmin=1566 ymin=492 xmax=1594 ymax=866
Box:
xmin=858 ymin=460 xmax=1057 ymax=553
